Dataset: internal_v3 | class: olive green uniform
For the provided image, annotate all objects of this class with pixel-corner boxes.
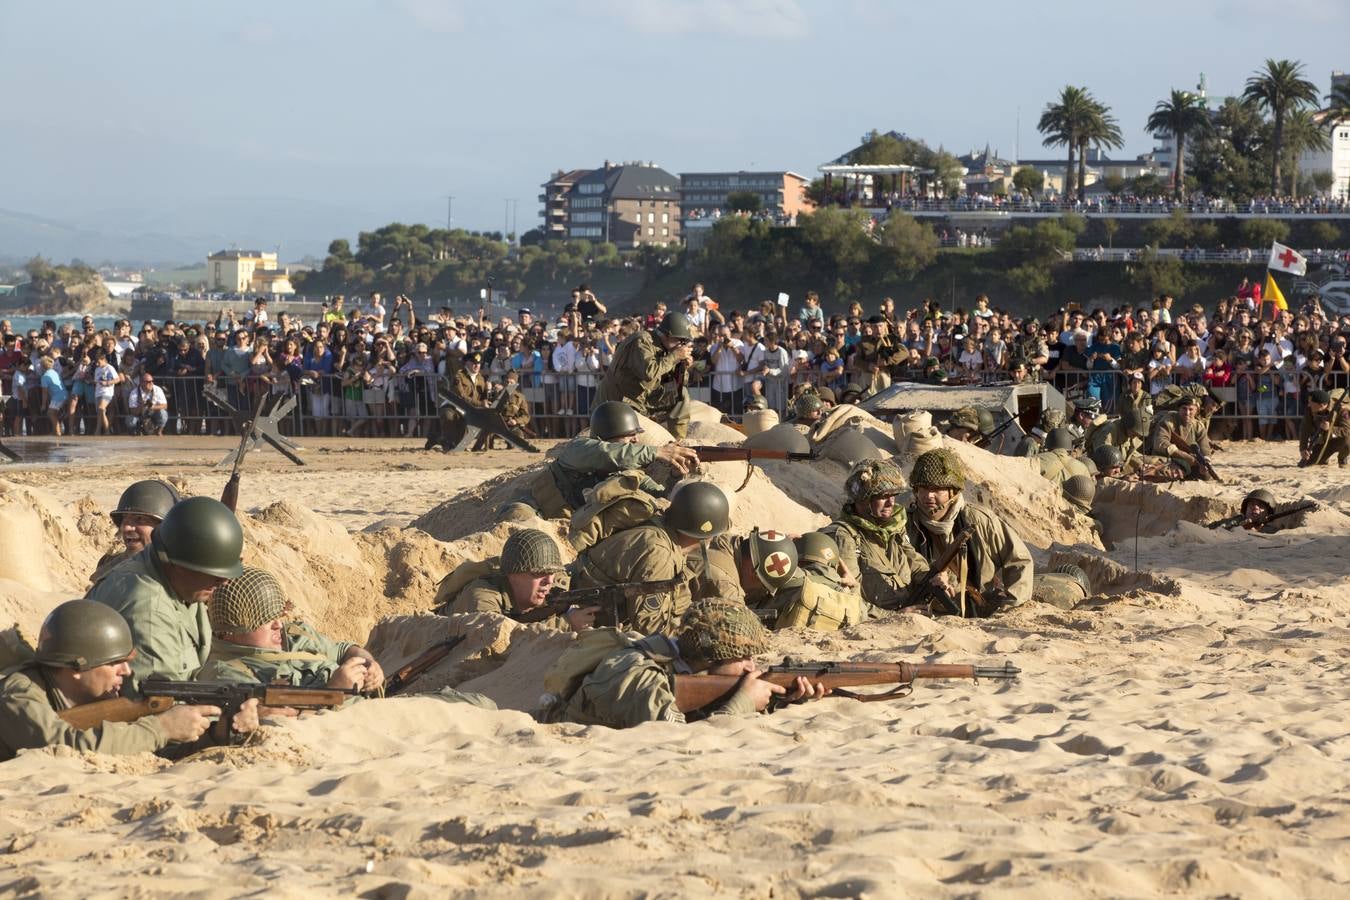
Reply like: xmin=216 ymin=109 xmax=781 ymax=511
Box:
xmin=1036 ymin=448 xmax=1091 ymax=485
xmin=87 ymin=546 xmax=134 ymax=590
xmin=0 ymin=664 xmax=168 ymax=761
xmin=822 ymin=510 xmax=930 ymax=610
xmin=1147 ymin=411 xmax=1212 ymax=467
xmin=453 ymin=369 xmax=488 ymax=407
xmin=500 ymin=390 xmax=531 ymax=433
xmin=570 ymin=521 xmax=692 ymax=635
xmin=595 ymin=330 xmax=690 ymax=439
xmin=444 ymin=574 xmax=571 ymax=631
xmin=538 ymin=438 xmax=665 ymax=515
xmin=554 ymin=636 xmax=755 ymax=728
xmin=763 ymin=571 xmax=873 ymax=631
xmin=1299 ymin=389 xmax=1349 ymax=465
xmin=196 ymin=622 xmax=352 ymax=687
xmin=85 ymin=548 xmax=211 ymax=693
xmin=1088 ymin=417 xmax=1144 ymax=462
xmin=907 ymin=502 xmax=1034 ymax=607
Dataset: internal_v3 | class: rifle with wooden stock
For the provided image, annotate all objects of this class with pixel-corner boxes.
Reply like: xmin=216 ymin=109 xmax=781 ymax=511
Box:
xmin=57 ymin=679 xmax=356 ymax=738
xmin=383 ymin=635 xmax=467 ymax=696
xmin=1168 ymin=428 xmax=1221 ymax=482
xmin=690 ymin=446 xmax=818 ymax=463
xmin=673 ymin=659 xmax=1020 ymax=712
xmin=513 ymin=576 xmax=684 ymax=626
xmin=902 ymin=525 xmax=976 ymax=615
xmin=1206 ymin=502 xmax=1317 ymax=531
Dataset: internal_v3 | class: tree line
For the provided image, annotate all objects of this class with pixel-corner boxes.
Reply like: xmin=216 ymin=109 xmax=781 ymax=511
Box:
xmin=1042 ymin=58 xmax=1349 ymax=202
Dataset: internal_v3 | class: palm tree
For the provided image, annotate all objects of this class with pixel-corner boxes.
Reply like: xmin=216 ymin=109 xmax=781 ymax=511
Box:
xmin=1038 ymin=86 xmax=1094 ymax=201
xmin=1076 ymin=100 xmax=1123 ymax=201
xmin=1328 ymin=82 xmax=1350 ymax=129
xmin=1242 ymin=59 xmax=1320 ymax=194
xmin=1146 ymin=89 xmax=1213 ymax=200
xmin=1282 ymin=108 xmax=1331 ymax=198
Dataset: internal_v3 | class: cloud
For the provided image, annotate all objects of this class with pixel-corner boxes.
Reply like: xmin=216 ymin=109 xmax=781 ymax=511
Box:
xmin=581 ymin=0 xmax=810 ymax=41
xmin=395 ymin=0 xmax=466 ymax=33
xmin=235 ymin=21 xmax=277 ymax=44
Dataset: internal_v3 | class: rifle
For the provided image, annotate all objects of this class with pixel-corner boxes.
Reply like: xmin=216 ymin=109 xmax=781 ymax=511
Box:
xmin=58 ymin=679 xmax=356 ymax=738
xmin=219 ymin=421 xmax=254 ymax=513
xmin=903 ymin=525 xmax=975 ymax=615
xmin=673 ymin=659 xmax=1020 ymax=713
xmin=1206 ymin=502 xmax=1317 ymax=531
xmin=383 ymin=635 xmax=466 ymax=696
xmin=1306 ymin=392 xmax=1347 ymax=466
xmin=690 ymin=445 xmax=819 ymax=491
xmin=1168 ymin=428 xmax=1222 ymax=482
xmin=515 ymin=576 xmax=683 ymax=627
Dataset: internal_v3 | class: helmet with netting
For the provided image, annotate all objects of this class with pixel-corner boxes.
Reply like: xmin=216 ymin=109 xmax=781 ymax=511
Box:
xmin=844 ymin=458 xmax=907 ymax=503
xmin=910 ymin=449 xmax=965 ymax=490
xmin=678 ymin=600 xmax=770 ymax=664
xmin=500 ymin=528 xmax=564 ymax=575
xmin=210 ymin=566 xmax=288 ymax=632
xmin=1053 ymin=564 xmax=1091 ymax=594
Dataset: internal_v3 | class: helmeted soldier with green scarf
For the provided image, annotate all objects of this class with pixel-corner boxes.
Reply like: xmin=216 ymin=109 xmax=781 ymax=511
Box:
xmin=822 ymin=459 xmax=930 ymax=609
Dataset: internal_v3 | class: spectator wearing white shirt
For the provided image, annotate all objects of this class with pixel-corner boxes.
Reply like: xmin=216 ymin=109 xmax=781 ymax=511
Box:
xmin=551 ymin=331 xmax=578 ymax=416
xmin=745 ymin=331 xmax=791 ymax=416
xmin=572 ymin=336 xmax=603 ymax=416
xmin=126 ymin=372 xmax=169 ymax=435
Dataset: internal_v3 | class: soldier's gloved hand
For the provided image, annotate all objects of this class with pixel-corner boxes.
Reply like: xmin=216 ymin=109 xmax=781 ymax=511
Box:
xmin=657 ymin=442 xmax=698 ymax=475
xmin=564 ymin=605 xmax=600 ymax=633
xmin=231 ymin=698 xmax=261 ymax=735
xmin=156 ymin=704 xmax=221 ymax=742
xmin=328 ymin=657 xmax=369 ymax=691
xmin=733 ymin=670 xmax=786 ymax=713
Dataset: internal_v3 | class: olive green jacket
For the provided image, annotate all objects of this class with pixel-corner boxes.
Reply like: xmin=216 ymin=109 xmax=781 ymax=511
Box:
xmin=1148 ymin=411 xmax=1212 ymax=462
xmin=558 ymin=636 xmax=756 ymax=728
xmin=823 ymin=509 xmax=930 ymax=610
xmin=596 ymin=330 xmax=690 ymax=437
xmin=196 ymin=622 xmax=352 ymax=687
xmin=549 ymin=438 xmax=663 ymax=511
xmin=906 ymin=503 xmax=1034 ymax=606
xmin=86 ymin=548 xmax=211 ymax=694
xmin=571 ymin=521 xmax=692 ymax=636
xmin=0 ymin=664 xmax=167 ymax=761
xmin=446 ymin=575 xmax=570 ymax=631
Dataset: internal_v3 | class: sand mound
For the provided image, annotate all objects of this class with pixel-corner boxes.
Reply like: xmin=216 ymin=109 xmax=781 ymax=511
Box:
xmin=810 ymin=404 xmax=898 ymax=453
xmin=1093 ymin=480 xmax=1234 ymax=548
xmin=685 ymin=418 xmax=744 ymax=444
xmin=0 ymin=481 xmax=111 ymax=634
xmin=945 ymin=442 xmax=1103 ymax=551
xmin=755 ymin=457 xmax=852 ymax=517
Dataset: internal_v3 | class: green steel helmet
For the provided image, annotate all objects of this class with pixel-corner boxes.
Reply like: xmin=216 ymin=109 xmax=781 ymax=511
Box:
xmin=844 ymin=458 xmax=907 ymax=503
xmin=1063 ymin=474 xmax=1096 ymax=511
xmin=1242 ymin=489 xmax=1277 ymax=515
xmin=743 ymin=423 xmax=811 ymax=454
xmin=35 ymin=600 xmax=135 ymax=671
xmin=495 ymin=500 xmax=539 ymax=523
xmin=822 ymin=427 xmax=886 ymax=468
xmin=795 ymin=531 xmax=842 ymax=570
xmin=210 ymin=567 xmax=287 ymax=633
xmin=500 ymin=528 xmax=565 ymax=575
xmin=110 ymin=480 xmax=180 ymax=525
xmin=1040 ymin=407 xmax=1066 ymax=431
xmin=665 ymin=481 xmax=730 ymax=541
xmin=1053 ymin=564 xmax=1091 ymax=594
xmin=1046 ymin=427 xmax=1075 ymax=451
xmin=840 ymin=382 xmax=864 ymax=402
xmin=150 ymin=496 xmax=245 ymax=579
xmin=590 ymin=401 xmax=643 ymax=441
xmin=976 ymin=407 xmax=996 ymax=434
xmin=793 ymin=391 xmax=823 ymax=418
xmin=656 ymin=311 xmax=693 ymax=341
xmin=910 ymin=449 xmax=965 ymax=490
xmin=745 ymin=528 xmax=798 ymax=593
xmin=678 ymin=600 xmax=770 ymax=664
xmin=1091 ymin=444 xmax=1124 ymax=471
xmin=947 ymin=406 xmax=982 ymax=434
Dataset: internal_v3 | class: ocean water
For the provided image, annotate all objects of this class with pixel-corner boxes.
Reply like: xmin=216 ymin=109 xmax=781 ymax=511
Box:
xmin=3 ymin=314 xmax=122 ymax=334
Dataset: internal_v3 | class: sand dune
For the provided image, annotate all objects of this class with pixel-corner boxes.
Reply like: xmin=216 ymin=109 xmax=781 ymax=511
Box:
xmin=0 ymin=438 xmax=1347 ymax=896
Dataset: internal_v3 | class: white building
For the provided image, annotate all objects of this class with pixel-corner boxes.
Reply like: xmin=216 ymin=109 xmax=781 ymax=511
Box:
xmin=1298 ymin=71 xmax=1350 ymax=200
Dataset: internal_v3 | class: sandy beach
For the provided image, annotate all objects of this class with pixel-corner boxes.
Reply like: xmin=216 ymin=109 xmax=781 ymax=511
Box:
xmin=0 ymin=434 xmax=1347 ymax=898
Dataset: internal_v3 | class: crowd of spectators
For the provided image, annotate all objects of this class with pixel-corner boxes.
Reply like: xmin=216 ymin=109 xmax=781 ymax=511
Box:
xmin=3 ymin=277 xmax=1348 ymax=445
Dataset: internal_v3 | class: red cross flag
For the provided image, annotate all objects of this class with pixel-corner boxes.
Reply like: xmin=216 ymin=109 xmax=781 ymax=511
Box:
xmin=1268 ymin=242 xmax=1307 ymax=277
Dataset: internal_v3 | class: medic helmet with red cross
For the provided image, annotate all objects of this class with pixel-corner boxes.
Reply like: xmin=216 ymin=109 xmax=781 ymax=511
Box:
xmin=746 ymin=527 xmax=798 ymax=593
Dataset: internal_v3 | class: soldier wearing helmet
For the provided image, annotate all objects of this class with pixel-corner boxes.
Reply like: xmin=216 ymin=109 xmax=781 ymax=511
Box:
xmin=198 ymin=567 xmax=385 ymax=690
xmin=790 ymin=389 xmax=824 ymax=427
xmin=547 ymin=600 xmax=827 ymax=729
xmin=0 ymin=600 xmax=257 ymax=761
xmin=821 ymin=459 xmax=933 ymax=610
xmin=1069 ymin=396 xmax=1105 ymax=448
xmin=1036 ymin=428 xmax=1092 ymax=486
xmin=523 ymin=401 xmax=697 ymax=518
xmin=1147 ymin=393 xmax=1214 ymax=479
xmin=570 ymin=481 xmax=731 ymax=635
xmin=86 ymin=496 xmax=244 ymax=693
xmin=1091 ymin=443 xmax=1125 ymax=480
xmin=88 ymin=480 xmax=181 ymax=589
xmin=596 ymin=311 xmax=694 ymax=438
xmin=907 ymin=449 xmax=1034 ymax=613
xmin=442 ymin=529 xmax=592 ymax=632
xmin=699 ymin=527 xmax=800 ymax=609
xmin=944 ymin=406 xmax=985 ymax=445
xmin=764 ymin=533 xmax=875 ymax=632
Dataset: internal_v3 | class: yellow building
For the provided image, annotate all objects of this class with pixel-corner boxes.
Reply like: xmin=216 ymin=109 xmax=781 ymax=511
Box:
xmin=207 ymin=249 xmax=294 ymax=295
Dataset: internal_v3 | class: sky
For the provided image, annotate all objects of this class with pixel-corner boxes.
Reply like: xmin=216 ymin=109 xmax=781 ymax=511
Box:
xmin=1 ymin=0 xmax=1347 ymax=264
